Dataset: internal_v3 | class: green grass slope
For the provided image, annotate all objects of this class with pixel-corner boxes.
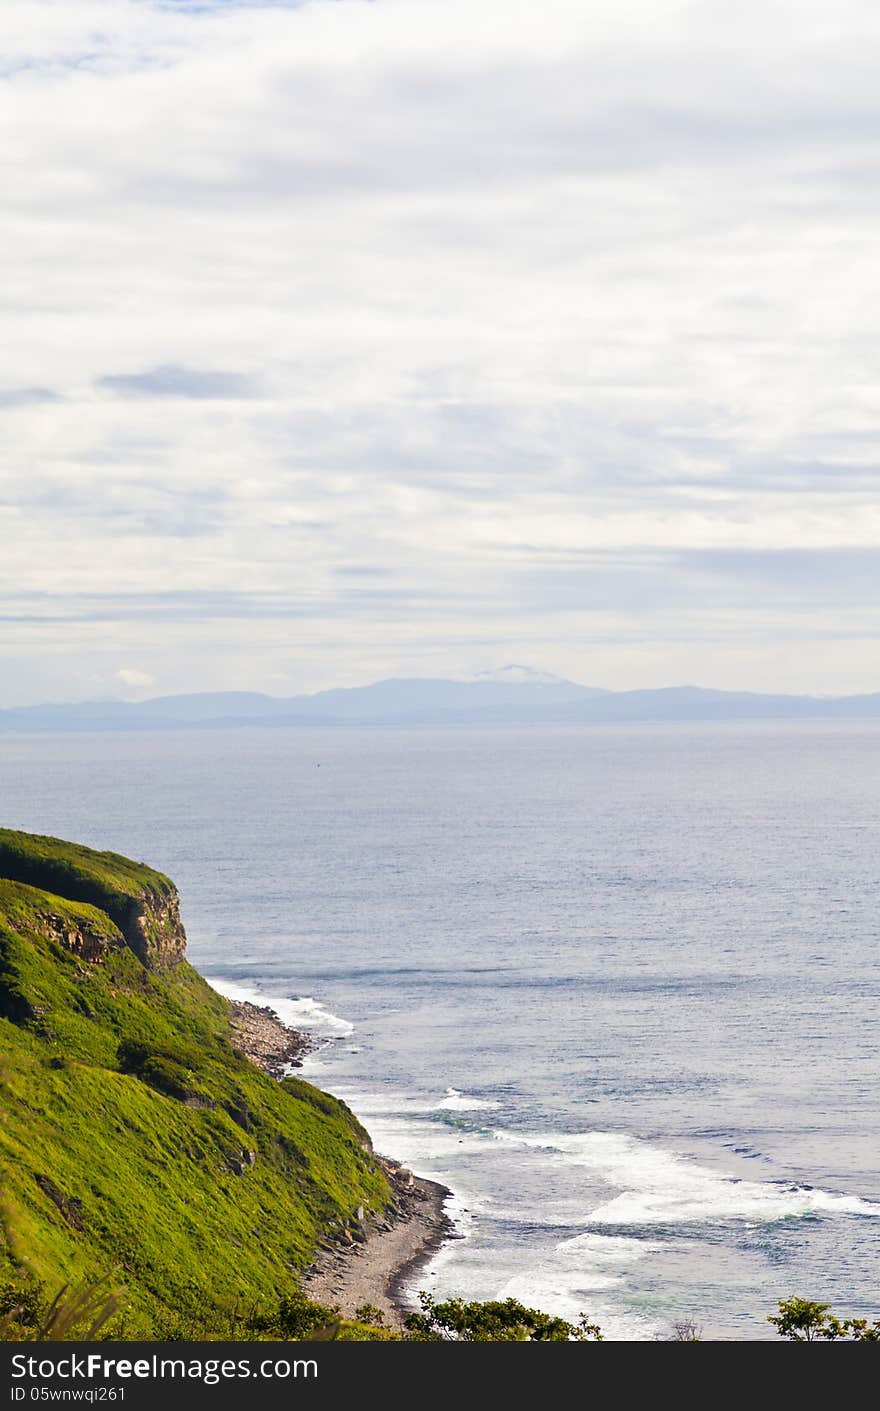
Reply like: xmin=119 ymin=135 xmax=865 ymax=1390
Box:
xmin=0 ymin=831 xmax=390 ymax=1337
xmin=0 ymin=828 xmax=175 ymax=917
xmin=0 ymin=829 xmax=186 ymax=970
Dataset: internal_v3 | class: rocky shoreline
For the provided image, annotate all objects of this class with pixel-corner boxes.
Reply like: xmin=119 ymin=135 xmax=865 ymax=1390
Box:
xmin=302 ymin=1159 xmax=454 ymax=1328
xmin=229 ymin=996 xmax=455 ymax=1326
xmin=228 ymin=997 xmax=312 ymax=1077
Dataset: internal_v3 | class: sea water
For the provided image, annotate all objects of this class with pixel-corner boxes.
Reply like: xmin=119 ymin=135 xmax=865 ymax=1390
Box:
xmin=2 ymin=721 xmax=879 ymax=1340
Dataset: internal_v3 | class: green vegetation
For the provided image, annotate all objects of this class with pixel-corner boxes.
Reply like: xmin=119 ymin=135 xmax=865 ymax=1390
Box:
xmin=0 ymin=828 xmax=175 ymax=922
xmin=0 ymin=1276 xmax=125 ymax=1341
xmin=403 ymin=1293 xmax=604 ymax=1341
xmin=1 ymin=830 xmax=875 ymax=1345
xmin=0 ymin=1275 xmax=387 ymax=1342
xmin=768 ymin=1297 xmax=880 ymax=1341
xmin=0 ymin=830 xmax=183 ymax=969
xmin=5 ymin=1281 xmax=878 ymax=1343
xmin=0 ymin=828 xmax=390 ymax=1338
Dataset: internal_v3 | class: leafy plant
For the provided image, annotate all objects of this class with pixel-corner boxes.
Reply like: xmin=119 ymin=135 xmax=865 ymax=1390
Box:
xmin=769 ymin=1297 xmax=880 ymax=1341
xmin=117 ymin=1038 xmax=198 ymax=1100
xmin=404 ymin=1293 xmax=603 ymax=1341
xmin=0 ymin=1277 xmax=124 ymax=1341
xmin=354 ymin=1301 xmax=386 ymax=1327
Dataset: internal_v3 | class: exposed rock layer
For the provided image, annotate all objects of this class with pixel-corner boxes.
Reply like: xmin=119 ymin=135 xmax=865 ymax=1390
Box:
xmin=35 ymin=908 xmax=123 ymax=963
xmin=0 ymin=828 xmax=187 ymax=971
xmin=119 ymin=891 xmax=187 ymax=970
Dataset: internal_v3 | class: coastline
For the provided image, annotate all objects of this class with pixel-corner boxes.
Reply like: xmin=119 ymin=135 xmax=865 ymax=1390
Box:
xmin=302 ymin=1160 xmax=454 ymax=1327
xmin=228 ymin=993 xmax=455 ymax=1327
xmin=228 ymin=996 xmax=312 ymax=1076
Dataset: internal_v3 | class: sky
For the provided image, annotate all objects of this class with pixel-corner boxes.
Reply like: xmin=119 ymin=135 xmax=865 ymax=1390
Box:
xmin=2 ymin=0 xmax=880 ymax=705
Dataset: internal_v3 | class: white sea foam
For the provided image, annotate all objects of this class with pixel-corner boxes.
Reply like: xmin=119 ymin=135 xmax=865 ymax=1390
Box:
xmin=257 ymin=1053 xmax=880 ymax=1234
xmin=556 ymin=1231 xmax=663 ymax=1260
xmin=322 ymin=1086 xmax=499 ymax=1121
xmin=410 ymin=1226 xmax=664 ymax=1339
xmin=326 ymin=1089 xmax=438 ymax=1118
xmin=364 ymin=1115 xmax=880 ymax=1232
xmin=590 ymin=1179 xmax=878 ymax=1226
xmin=496 ymin=1236 xmax=654 ymax=1297
xmin=286 ymin=1076 xmax=880 ymax=1234
xmin=492 ymin=1274 xmax=662 ymax=1337
xmin=436 ymin=1087 xmax=500 ymax=1112
xmin=355 ymin=1115 xmax=494 ymax=1165
xmin=486 ymin=1129 xmax=880 ymax=1226
xmin=206 ymin=977 xmax=354 ymax=1037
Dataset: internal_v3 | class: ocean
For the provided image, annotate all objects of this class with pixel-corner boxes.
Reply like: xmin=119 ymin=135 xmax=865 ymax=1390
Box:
xmin=2 ymin=721 xmax=879 ymax=1340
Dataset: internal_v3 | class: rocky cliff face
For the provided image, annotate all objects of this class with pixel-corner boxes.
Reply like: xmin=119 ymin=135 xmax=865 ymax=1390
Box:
xmin=119 ymin=889 xmax=187 ymax=970
xmin=24 ymin=889 xmax=185 ymax=971
xmin=35 ymin=907 xmax=123 ymax=964
xmin=0 ymin=878 xmax=126 ymax=983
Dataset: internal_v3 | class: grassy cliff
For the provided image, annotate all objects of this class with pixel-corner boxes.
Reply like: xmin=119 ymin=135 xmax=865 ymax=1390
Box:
xmin=0 ymin=830 xmax=390 ymax=1337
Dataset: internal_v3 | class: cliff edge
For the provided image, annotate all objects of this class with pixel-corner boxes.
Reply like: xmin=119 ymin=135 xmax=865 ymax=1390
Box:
xmin=0 ymin=829 xmax=186 ymax=970
xmin=0 ymin=828 xmax=391 ymax=1337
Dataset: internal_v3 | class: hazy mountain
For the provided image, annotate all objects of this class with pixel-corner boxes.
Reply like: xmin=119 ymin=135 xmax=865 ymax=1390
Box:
xmin=281 ymin=671 xmax=605 ymax=721
xmin=552 ymin=686 xmax=880 ymax=723
xmin=0 ymin=670 xmax=606 ymax=731
xmin=0 ymin=693 xmax=283 ymax=732
xmin=2 ymin=674 xmax=880 ymax=732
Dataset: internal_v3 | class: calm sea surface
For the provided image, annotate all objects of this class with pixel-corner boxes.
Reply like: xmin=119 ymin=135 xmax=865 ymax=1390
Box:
xmin=2 ymin=722 xmax=878 ymax=1339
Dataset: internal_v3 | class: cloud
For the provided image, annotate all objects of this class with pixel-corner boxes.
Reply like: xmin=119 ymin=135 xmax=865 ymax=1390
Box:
xmin=98 ymin=364 xmax=258 ymax=399
xmin=0 ymin=386 xmax=62 ymax=408
xmin=3 ymin=0 xmax=880 ymax=703
xmin=116 ymin=667 xmax=155 ymax=687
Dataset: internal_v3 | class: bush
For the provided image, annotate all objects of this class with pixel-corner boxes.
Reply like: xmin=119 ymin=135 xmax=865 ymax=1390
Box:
xmin=354 ymin=1302 xmax=385 ymax=1327
xmin=0 ymin=1278 xmax=123 ymax=1341
xmin=0 ymin=1279 xmax=45 ymax=1331
xmin=117 ymin=1039 xmax=197 ymax=1100
xmin=404 ymin=1293 xmax=603 ymax=1342
xmin=769 ymin=1297 xmax=880 ymax=1342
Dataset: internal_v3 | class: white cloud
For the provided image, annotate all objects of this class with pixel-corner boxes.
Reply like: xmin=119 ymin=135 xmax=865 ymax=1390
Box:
xmin=116 ymin=667 xmax=156 ymax=689
xmin=2 ymin=0 xmax=880 ymax=702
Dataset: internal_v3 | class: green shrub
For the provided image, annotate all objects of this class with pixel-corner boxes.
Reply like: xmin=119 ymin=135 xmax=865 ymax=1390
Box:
xmin=769 ymin=1297 xmax=880 ymax=1341
xmin=404 ymin=1293 xmax=603 ymax=1342
xmin=117 ymin=1039 xmax=197 ymax=1100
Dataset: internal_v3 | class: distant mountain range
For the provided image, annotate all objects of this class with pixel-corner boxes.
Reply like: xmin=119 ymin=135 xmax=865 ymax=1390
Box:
xmin=3 ymin=667 xmax=880 ymax=731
